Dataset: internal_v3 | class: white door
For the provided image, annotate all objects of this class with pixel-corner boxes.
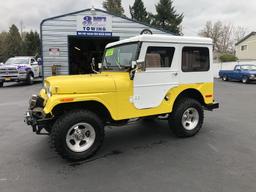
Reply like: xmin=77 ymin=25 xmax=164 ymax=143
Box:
xmin=132 ymin=43 xmax=179 ymax=109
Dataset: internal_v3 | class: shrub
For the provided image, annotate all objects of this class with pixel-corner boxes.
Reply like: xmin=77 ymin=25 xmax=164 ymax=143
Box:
xmin=219 ymin=54 xmax=238 ymax=62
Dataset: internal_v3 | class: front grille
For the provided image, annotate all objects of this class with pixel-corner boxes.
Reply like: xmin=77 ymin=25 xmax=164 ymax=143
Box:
xmin=0 ymin=68 xmax=18 ymax=75
xmin=29 ymin=95 xmax=44 ymax=109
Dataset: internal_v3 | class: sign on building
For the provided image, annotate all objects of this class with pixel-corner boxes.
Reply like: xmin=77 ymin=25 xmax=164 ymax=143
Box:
xmin=76 ymin=15 xmax=112 ymax=37
xmin=49 ymin=48 xmax=60 ymax=56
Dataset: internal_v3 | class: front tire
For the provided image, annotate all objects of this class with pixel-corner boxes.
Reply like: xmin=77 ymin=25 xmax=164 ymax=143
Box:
xmin=242 ymin=76 xmax=249 ymax=84
xmin=0 ymin=82 xmax=3 ymax=87
xmin=26 ymin=73 xmax=34 ymax=85
xmin=169 ymin=98 xmax=204 ymax=137
xmin=51 ymin=110 xmax=104 ymax=161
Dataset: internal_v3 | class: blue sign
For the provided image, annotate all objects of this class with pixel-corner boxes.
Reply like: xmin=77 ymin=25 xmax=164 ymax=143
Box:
xmin=77 ymin=15 xmax=112 ymax=37
xmin=77 ymin=31 xmax=112 ymax=37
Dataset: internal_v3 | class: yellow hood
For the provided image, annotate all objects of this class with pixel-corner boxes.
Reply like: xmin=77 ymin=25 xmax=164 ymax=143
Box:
xmin=45 ymin=73 xmax=118 ymax=94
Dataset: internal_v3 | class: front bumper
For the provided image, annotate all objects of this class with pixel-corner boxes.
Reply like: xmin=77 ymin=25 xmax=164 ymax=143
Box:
xmin=204 ymin=102 xmax=219 ymax=111
xmin=0 ymin=74 xmax=27 ymax=82
xmin=24 ymin=95 xmax=53 ymax=135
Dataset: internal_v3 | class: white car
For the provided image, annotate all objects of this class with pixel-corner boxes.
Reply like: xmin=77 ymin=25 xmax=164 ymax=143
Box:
xmin=0 ymin=56 xmax=40 ymax=87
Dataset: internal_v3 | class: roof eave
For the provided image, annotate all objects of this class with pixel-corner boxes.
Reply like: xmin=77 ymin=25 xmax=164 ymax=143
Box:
xmin=235 ymin=32 xmax=256 ymax=46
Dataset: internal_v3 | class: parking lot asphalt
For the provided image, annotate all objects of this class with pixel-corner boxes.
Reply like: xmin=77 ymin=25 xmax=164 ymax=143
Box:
xmin=0 ymin=79 xmax=255 ymax=192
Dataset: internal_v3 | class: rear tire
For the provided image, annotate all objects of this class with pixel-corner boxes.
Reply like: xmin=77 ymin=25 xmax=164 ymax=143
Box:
xmin=169 ymin=98 xmax=204 ymax=137
xmin=51 ymin=110 xmax=104 ymax=161
xmin=222 ymin=75 xmax=228 ymax=81
xmin=0 ymin=82 xmax=3 ymax=87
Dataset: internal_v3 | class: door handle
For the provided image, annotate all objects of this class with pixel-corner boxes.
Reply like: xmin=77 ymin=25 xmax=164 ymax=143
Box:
xmin=173 ymin=72 xmax=178 ymax=76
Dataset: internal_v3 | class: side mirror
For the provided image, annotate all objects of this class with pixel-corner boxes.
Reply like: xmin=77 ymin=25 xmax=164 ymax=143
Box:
xmin=131 ymin=61 xmax=137 ymax=69
xmin=236 ymin=68 xmax=241 ymax=71
xmin=129 ymin=61 xmax=137 ymax=80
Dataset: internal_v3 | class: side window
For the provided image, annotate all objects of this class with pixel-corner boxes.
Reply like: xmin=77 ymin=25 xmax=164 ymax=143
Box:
xmin=145 ymin=47 xmax=175 ymax=68
xmin=182 ymin=47 xmax=210 ymax=72
xmin=30 ymin=58 xmax=35 ymax=64
xmin=235 ymin=66 xmax=240 ymax=70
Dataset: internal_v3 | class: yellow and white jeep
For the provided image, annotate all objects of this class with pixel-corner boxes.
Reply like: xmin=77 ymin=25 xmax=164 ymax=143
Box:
xmin=25 ymin=35 xmax=219 ymax=160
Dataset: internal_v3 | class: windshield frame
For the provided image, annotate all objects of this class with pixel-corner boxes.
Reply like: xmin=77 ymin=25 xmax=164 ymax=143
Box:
xmin=102 ymin=41 xmax=141 ymax=71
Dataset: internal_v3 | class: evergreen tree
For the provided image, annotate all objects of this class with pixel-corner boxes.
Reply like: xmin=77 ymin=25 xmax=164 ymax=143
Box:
xmin=23 ymin=31 xmax=40 ymax=56
xmin=4 ymin=24 xmax=22 ymax=58
xmin=0 ymin=32 xmax=8 ymax=62
xmin=129 ymin=0 xmax=149 ymax=23
xmin=153 ymin=0 xmax=183 ymax=35
xmin=103 ymin=0 xmax=124 ymax=16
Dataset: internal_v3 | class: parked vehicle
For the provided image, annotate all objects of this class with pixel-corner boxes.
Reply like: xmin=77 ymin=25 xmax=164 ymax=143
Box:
xmin=219 ymin=64 xmax=256 ymax=84
xmin=25 ymin=35 xmax=219 ymax=161
xmin=0 ymin=56 xmax=40 ymax=87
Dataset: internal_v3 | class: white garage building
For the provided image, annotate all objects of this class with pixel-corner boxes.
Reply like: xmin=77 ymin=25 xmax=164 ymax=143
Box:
xmin=40 ymin=8 xmax=173 ymax=77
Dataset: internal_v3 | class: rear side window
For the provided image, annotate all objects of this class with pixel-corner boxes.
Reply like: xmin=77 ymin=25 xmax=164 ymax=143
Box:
xmin=182 ymin=47 xmax=210 ymax=72
xmin=145 ymin=47 xmax=175 ymax=68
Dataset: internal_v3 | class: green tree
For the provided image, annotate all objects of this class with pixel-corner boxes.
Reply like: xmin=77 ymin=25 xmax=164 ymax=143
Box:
xmin=4 ymin=24 xmax=22 ymax=58
xmin=23 ymin=31 xmax=40 ymax=56
xmin=0 ymin=32 xmax=8 ymax=62
xmin=103 ymin=0 xmax=124 ymax=16
xmin=129 ymin=0 xmax=150 ymax=23
xmin=153 ymin=0 xmax=183 ymax=35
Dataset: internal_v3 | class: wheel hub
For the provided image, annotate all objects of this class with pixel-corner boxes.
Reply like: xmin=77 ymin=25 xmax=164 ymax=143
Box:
xmin=66 ymin=123 xmax=96 ymax=153
xmin=181 ymin=107 xmax=199 ymax=131
xmin=74 ymin=129 xmax=87 ymax=141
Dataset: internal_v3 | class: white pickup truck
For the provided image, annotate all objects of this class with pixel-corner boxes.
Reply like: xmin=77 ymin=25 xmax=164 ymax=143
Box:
xmin=0 ymin=56 xmax=41 ymax=87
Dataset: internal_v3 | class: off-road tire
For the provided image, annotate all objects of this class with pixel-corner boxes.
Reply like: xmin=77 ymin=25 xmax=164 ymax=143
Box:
xmin=169 ymin=98 xmax=204 ymax=137
xmin=51 ymin=110 xmax=104 ymax=161
xmin=26 ymin=73 xmax=34 ymax=85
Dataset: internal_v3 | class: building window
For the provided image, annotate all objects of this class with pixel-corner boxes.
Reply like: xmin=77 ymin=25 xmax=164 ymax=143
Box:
xmin=241 ymin=45 xmax=247 ymax=51
xmin=182 ymin=47 xmax=210 ymax=72
xmin=145 ymin=47 xmax=175 ymax=68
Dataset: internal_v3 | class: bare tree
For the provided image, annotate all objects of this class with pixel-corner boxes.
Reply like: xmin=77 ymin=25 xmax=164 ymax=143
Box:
xmin=199 ymin=21 xmax=223 ymax=53
xmin=199 ymin=21 xmax=247 ymax=54
xmin=233 ymin=26 xmax=248 ymax=43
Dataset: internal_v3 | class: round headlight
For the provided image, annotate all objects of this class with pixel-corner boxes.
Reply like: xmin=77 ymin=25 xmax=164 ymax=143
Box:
xmin=47 ymin=87 xmax=52 ymax=97
xmin=44 ymin=82 xmax=52 ymax=97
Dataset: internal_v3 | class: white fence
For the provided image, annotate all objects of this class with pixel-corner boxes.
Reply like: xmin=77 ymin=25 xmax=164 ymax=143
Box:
xmin=213 ymin=60 xmax=256 ymax=78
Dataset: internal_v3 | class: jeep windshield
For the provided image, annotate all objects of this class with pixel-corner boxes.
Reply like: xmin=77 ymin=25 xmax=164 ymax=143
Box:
xmin=5 ymin=58 xmax=29 ymax=65
xmin=103 ymin=43 xmax=139 ymax=71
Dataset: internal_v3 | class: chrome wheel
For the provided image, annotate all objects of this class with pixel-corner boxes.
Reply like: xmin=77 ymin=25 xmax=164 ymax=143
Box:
xmin=66 ymin=122 xmax=96 ymax=153
xmin=181 ymin=107 xmax=199 ymax=131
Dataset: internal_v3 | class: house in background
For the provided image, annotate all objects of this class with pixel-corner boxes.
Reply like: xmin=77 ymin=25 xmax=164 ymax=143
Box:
xmin=235 ymin=32 xmax=256 ymax=61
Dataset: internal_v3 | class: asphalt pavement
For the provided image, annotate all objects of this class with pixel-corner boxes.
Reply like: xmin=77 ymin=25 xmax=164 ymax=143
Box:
xmin=0 ymin=79 xmax=255 ymax=192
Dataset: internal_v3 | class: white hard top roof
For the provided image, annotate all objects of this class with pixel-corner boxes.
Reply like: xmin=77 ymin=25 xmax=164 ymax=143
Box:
xmin=106 ymin=34 xmax=213 ymax=48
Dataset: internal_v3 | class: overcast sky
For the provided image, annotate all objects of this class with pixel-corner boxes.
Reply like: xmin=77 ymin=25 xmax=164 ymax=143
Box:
xmin=0 ymin=0 xmax=255 ymax=36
